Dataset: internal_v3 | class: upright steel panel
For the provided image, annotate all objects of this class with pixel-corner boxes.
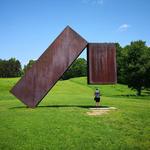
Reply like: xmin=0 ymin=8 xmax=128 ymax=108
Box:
xmin=10 ymin=26 xmax=88 ymax=108
xmin=87 ymin=43 xmax=117 ymax=84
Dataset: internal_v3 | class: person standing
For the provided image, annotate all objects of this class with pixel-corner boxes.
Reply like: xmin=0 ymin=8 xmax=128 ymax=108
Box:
xmin=94 ymin=88 xmax=101 ymax=107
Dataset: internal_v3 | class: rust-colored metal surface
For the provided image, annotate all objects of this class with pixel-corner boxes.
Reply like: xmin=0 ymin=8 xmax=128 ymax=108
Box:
xmin=87 ymin=43 xmax=117 ymax=84
xmin=10 ymin=26 xmax=87 ymax=108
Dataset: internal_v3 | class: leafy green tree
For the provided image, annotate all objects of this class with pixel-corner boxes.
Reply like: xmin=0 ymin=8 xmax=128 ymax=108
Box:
xmin=0 ymin=59 xmax=5 ymax=77
xmin=7 ymin=58 xmax=22 ymax=77
xmin=144 ymin=46 xmax=150 ymax=89
xmin=0 ymin=58 xmax=22 ymax=77
xmin=62 ymin=58 xmax=87 ymax=80
xmin=124 ymin=40 xmax=150 ymax=95
xmin=115 ymin=43 xmax=126 ymax=84
xmin=23 ymin=60 xmax=36 ymax=73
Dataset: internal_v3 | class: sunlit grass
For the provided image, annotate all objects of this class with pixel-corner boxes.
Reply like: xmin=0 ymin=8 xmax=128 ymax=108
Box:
xmin=0 ymin=77 xmax=149 ymax=150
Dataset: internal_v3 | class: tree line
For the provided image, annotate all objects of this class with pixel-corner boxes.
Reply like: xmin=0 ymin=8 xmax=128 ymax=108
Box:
xmin=0 ymin=40 xmax=150 ymax=95
xmin=0 ymin=58 xmax=22 ymax=77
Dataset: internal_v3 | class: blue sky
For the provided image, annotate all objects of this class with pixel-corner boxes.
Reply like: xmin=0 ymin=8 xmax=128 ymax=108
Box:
xmin=0 ymin=0 xmax=150 ymax=66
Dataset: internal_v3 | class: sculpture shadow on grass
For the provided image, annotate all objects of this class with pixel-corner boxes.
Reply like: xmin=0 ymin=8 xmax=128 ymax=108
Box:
xmin=9 ymin=105 xmax=110 ymax=109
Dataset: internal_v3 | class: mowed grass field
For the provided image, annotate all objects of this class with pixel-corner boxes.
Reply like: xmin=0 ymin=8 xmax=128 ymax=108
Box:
xmin=0 ymin=77 xmax=150 ymax=150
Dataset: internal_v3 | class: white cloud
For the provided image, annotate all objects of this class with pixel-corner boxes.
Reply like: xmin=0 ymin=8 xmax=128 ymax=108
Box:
xmin=118 ymin=24 xmax=131 ymax=32
xmin=82 ymin=0 xmax=103 ymax=5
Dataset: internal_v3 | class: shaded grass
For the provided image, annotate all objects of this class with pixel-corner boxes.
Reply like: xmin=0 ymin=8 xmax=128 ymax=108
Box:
xmin=0 ymin=77 xmax=150 ymax=150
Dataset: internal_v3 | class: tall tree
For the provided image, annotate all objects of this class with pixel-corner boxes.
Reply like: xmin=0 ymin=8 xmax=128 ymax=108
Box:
xmin=115 ymin=43 xmax=126 ymax=84
xmin=144 ymin=46 xmax=150 ymax=89
xmin=124 ymin=40 xmax=150 ymax=95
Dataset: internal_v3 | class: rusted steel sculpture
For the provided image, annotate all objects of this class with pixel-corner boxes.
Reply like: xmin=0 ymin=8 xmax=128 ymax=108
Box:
xmin=10 ymin=26 xmax=117 ymax=108
xmin=87 ymin=43 xmax=117 ymax=84
xmin=10 ymin=26 xmax=88 ymax=108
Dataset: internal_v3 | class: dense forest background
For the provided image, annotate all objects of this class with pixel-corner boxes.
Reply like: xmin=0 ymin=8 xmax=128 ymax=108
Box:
xmin=0 ymin=40 xmax=150 ymax=95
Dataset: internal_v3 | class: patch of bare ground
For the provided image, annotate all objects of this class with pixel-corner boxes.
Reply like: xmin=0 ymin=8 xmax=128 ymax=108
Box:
xmin=87 ymin=110 xmax=110 ymax=116
xmin=87 ymin=107 xmax=117 ymax=116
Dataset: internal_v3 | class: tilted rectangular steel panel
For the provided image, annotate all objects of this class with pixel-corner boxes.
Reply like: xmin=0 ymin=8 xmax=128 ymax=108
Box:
xmin=87 ymin=43 xmax=117 ymax=84
xmin=10 ymin=26 xmax=88 ymax=108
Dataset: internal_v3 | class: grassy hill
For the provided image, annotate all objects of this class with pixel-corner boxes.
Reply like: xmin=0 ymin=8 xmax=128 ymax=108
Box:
xmin=0 ymin=77 xmax=150 ymax=150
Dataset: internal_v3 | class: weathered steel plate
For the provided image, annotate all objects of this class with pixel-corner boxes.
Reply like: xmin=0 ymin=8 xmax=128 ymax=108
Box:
xmin=87 ymin=43 xmax=117 ymax=84
xmin=10 ymin=26 xmax=88 ymax=108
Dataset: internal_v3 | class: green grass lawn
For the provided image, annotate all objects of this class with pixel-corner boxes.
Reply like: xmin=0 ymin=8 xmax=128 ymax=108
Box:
xmin=0 ymin=77 xmax=150 ymax=150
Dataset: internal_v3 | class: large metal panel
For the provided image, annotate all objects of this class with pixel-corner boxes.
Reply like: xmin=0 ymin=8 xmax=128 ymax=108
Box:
xmin=10 ymin=26 xmax=88 ymax=108
xmin=87 ymin=43 xmax=117 ymax=84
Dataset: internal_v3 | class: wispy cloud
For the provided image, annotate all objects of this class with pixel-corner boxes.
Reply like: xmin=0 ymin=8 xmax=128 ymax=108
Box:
xmin=82 ymin=0 xmax=104 ymax=5
xmin=118 ymin=24 xmax=131 ymax=32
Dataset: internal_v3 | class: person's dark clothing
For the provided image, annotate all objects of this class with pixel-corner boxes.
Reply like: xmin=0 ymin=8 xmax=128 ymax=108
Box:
xmin=94 ymin=90 xmax=100 ymax=102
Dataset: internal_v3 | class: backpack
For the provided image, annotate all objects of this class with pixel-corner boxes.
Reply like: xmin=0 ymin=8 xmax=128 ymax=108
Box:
xmin=95 ymin=90 xmax=100 ymax=98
